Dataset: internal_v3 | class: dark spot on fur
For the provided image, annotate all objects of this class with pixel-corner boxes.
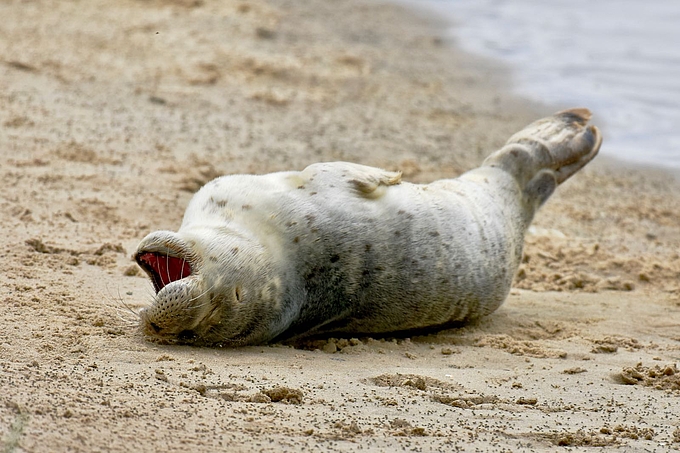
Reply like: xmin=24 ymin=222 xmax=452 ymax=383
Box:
xmin=231 ymin=247 xmax=239 ymax=255
xmin=208 ymin=255 xmax=218 ymax=263
xmin=293 ymin=236 xmax=300 ymax=243
xmin=394 ymin=231 xmax=401 ymax=237
xmin=429 ymin=231 xmax=440 ymax=237
xmin=397 ymin=210 xmax=405 ymax=215
xmin=242 ymin=204 xmax=252 ymax=210
xmin=235 ymin=287 xmax=241 ymax=302
xmin=297 ymin=185 xmax=305 ymax=190
xmin=304 ymin=267 xmax=319 ymax=281
xmin=310 ymin=192 xmax=317 ymax=196
xmin=365 ymin=244 xmax=372 ymax=252
xmin=330 ymin=254 xmax=340 ymax=263
xmin=286 ymin=221 xmax=298 ymax=227
xmin=214 ymin=199 xmax=228 ymax=208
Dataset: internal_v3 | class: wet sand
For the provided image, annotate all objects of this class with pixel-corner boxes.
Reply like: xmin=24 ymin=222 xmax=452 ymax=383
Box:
xmin=1 ymin=0 xmax=679 ymax=451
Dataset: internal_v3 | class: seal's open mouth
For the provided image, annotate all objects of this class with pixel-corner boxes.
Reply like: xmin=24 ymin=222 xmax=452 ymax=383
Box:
xmin=136 ymin=252 xmax=192 ymax=294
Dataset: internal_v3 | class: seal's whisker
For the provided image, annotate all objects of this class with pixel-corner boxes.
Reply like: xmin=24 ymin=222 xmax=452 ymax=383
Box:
xmin=143 ymin=280 xmax=159 ymax=301
xmin=117 ymin=301 xmax=142 ymax=320
xmin=184 ymin=301 xmax=211 ymax=311
xmin=98 ymin=284 xmax=146 ymax=332
xmin=182 ymin=283 xmax=218 ymax=310
xmin=180 ymin=255 xmax=188 ymax=280
xmin=106 ymin=290 xmax=136 ymax=319
xmin=179 ymin=286 xmax=218 ymax=312
xmin=109 ymin=318 xmax=139 ymax=329
xmin=110 ymin=285 xmax=142 ymax=320
xmin=165 ymin=246 xmax=172 ymax=288
xmin=112 ymin=309 xmax=140 ymax=326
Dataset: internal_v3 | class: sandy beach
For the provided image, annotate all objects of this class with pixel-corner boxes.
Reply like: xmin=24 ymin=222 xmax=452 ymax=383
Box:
xmin=1 ymin=0 xmax=679 ymax=451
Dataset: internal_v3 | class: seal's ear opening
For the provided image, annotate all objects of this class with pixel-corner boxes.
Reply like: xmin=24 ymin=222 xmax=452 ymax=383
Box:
xmin=136 ymin=252 xmax=192 ymax=293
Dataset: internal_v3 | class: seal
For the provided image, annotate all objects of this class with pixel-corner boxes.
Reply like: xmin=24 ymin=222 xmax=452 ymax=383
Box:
xmin=135 ymin=108 xmax=601 ymax=346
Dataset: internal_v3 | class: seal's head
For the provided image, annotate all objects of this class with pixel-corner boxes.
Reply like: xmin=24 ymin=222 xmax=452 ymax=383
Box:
xmin=134 ymin=228 xmax=282 ymax=346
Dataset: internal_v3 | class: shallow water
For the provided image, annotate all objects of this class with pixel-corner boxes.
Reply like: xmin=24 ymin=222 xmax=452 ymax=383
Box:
xmin=406 ymin=0 xmax=680 ymax=170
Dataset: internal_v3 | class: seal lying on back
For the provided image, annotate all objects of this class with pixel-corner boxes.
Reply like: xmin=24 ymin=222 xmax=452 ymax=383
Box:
xmin=135 ymin=109 xmax=601 ymax=346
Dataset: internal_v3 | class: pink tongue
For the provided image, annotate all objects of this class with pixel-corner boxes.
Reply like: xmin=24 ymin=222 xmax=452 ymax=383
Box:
xmin=138 ymin=252 xmax=192 ymax=292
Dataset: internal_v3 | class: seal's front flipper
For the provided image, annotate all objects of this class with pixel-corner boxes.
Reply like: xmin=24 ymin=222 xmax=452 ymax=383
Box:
xmin=348 ymin=167 xmax=402 ymax=197
xmin=303 ymin=162 xmax=401 ymax=197
xmin=483 ymin=108 xmax=602 ymax=208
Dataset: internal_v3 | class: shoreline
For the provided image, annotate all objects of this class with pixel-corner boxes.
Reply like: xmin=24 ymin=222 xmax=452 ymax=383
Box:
xmin=1 ymin=0 xmax=679 ymax=451
xmin=395 ymin=0 xmax=680 ymax=179
xmin=396 ymin=0 xmax=680 ymax=174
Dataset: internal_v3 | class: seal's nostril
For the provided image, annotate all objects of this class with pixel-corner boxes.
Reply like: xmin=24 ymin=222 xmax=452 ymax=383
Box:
xmin=149 ymin=322 xmax=161 ymax=333
xmin=178 ymin=329 xmax=195 ymax=341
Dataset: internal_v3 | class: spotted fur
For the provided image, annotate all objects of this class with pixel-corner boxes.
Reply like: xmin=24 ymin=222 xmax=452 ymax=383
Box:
xmin=135 ymin=109 xmax=601 ymax=346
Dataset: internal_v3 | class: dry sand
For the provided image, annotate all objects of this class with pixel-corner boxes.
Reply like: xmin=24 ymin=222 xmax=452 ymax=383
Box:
xmin=1 ymin=0 xmax=680 ymax=451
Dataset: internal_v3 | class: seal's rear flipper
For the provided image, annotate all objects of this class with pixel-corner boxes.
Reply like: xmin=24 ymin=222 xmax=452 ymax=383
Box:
xmin=483 ymin=108 xmax=602 ymax=208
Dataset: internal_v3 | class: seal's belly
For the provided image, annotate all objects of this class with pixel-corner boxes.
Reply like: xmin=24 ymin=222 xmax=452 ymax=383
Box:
xmin=226 ymin=167 xmax=524 ymax=337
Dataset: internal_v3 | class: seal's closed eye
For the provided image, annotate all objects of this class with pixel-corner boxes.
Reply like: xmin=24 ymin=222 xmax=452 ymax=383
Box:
xmin=136 ymin=252 xmax=192 ymax=293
